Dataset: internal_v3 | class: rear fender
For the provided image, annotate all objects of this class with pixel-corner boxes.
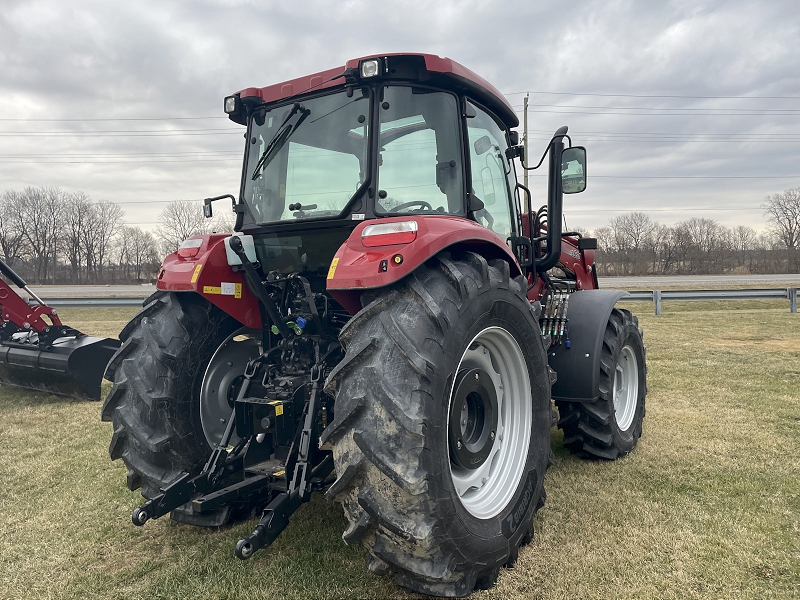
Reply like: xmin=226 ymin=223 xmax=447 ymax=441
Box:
xmin=326 ymin=216 xmax=521 ymax=314
xmin=157 ymin=234 xmax=261 ymax=329
xmin=548 ymin=289 xmax=628 ymax=403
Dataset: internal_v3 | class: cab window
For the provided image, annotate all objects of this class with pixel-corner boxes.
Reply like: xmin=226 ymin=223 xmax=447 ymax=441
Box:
xmin=376 ymin=86 xmax=463 ymax=215
xmin=466 ymin=101 xmax=515 ymax=241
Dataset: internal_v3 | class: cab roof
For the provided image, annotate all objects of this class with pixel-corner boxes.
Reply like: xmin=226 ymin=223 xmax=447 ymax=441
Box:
xmin=233 ymin=53 xmax=518 ymax=129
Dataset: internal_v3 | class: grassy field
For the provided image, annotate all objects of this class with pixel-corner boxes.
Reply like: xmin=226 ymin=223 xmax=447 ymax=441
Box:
xmin=1 ymin=302 xmax=798 ymax=599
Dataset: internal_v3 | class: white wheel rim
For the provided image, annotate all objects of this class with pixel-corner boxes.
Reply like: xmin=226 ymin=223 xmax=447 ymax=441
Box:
xmin=448 ymin=326 xmax=532 ymax=519
xmin=199 ymin=328 xmax=261 ymax=448
xmin=613 ymin=344 xmax=638 ymax=432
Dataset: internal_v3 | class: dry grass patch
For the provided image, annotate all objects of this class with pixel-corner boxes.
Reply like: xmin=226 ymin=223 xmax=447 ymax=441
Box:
xmin=1 ymin=305 xmax=798 ymax=599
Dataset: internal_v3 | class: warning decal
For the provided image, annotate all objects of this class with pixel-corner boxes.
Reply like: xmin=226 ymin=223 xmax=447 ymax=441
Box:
xmin=327 ymin=257 xmax=339 ymax=279
xmin=190 ymin=264 xmax=203 ymax=283
xmin=203 ymin=282 xmax=242 ymax=297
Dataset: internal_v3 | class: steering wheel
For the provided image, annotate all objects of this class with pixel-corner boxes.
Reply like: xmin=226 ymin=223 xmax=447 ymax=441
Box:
xmin=391 ymin=200 xmax=433 ymax=213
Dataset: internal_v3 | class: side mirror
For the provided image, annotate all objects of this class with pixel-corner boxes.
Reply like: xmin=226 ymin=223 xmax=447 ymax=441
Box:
xmin=560 ymin=146 xmax=586 ymax=194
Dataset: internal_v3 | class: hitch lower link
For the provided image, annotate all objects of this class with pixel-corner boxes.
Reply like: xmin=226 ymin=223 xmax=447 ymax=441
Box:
xmin=129 ymin=362 xmax=333 ymax=561
xmin=235 ymin=364 xmax=332 ymax=560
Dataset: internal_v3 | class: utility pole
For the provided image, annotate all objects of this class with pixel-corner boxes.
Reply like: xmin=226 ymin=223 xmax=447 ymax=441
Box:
xmin=523 ymin=93 xmax=529 ymax=208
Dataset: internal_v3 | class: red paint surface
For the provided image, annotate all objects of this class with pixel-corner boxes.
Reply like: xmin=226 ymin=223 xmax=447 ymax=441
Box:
xmin=327 ymin=215 xmax=521 ymax=314
xmin=238 ymin=53 xmax=516 ymax=125
xmin=526 ymin=235 xmax=598 ymax=303
xmin=0 ymin=278 xmax=63 ymax=332
xmin=558 ymin=236 xmax=597 ymax=291
xmin=157 ymin=235 xmax=262 ymax=329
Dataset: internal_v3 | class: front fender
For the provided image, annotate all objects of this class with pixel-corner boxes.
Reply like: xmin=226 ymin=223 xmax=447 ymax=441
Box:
xmin=157 ymin=235 xmax=262 ymax=329
xmin=548 ymin=289 xmax=629 ymax=403
xmin=326 ymin=215 xmax=522 ymax=314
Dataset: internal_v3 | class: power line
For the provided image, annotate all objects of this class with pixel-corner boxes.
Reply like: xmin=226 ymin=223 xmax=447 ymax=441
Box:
xmin=529 ymin=129 xmax=800 ymax=137
xmin=503 ymin=91 xmax=800 ymax=100
xmin=0 ymin=116 xmax=228 ymax=122
xmin=591 ymin=175 xmax=800 ymax=179
xmin=569 ymin=207 xmax=762 ymax=212
xmin=514 ymin=103 xmax=800 ymax=113
xmin=0 ymin=159 xmax=241 ymax=164
xmin=0 ymin=129 xmax=241 ymax=137
xmin=0 ymin=151 xmax=241 ymax=158
xmin=511 ymin=107 xmax=800 ymax=117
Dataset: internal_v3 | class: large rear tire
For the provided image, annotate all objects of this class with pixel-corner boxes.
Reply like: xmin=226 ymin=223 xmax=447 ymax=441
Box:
xmin=322 ymin=252 xmax=553 ymax=597
xmin=556 ymin=307 xmax=646 ymax=459
xmin=101 ymin=292 xmax=258 ymax=526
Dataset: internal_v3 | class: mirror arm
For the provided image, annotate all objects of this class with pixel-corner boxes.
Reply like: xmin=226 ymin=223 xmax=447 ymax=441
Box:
xmin=534 ymin=132 xmax=565 ymax=273
xmin=519 ymin=126 xmax=570 ymax=171
xmin=203 ymin=194 xmax=237 ymax=219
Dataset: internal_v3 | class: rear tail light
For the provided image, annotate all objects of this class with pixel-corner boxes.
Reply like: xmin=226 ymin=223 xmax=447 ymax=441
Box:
xmin=362 ymin=221 xmax=418 ymax=247
xmin=177 ymin=237 xmax=204 ymax=258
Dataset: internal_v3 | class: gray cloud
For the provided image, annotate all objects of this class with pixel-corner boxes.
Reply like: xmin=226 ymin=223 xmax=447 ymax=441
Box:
xmin=1 ymin=0 xmax=798 ymax=232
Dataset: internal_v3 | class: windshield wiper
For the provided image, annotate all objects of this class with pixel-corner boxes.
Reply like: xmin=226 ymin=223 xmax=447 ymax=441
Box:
xmin=250 ymin=103 xmax=310 ymax=181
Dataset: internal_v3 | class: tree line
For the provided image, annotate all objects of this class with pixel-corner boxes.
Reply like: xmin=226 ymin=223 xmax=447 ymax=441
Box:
xmin=1 ymin=185 xmax=797 ymax=284
xmin=584 ymin=188 xmax=799 ymax=276
xmin=0 ymin=187 xmax=232 ymax=284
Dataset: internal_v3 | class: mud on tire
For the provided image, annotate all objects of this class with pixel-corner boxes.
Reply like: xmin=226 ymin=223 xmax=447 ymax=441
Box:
xmin=101 ymin=292 xmax=242 ymax=526
xmin=556 ymin=307 xmax=646 ymax=460
xmin=322 ymin=252 xmax=553 ymax=597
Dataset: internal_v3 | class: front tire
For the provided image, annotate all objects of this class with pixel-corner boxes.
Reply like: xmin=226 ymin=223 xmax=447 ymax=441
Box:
xmin=556 ymin=307 xmax=646 ymax=459
xmin=322 ymin=252 xmax=553 ymax=597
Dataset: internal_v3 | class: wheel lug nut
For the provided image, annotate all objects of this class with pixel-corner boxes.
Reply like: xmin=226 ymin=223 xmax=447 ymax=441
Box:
xmin=474 ymin=373 xmax=479 ymax=381
xmin=490 ymin=430 xmax=495 ymax=440
xmin=456 ymin=439 xmax=462 ymax=449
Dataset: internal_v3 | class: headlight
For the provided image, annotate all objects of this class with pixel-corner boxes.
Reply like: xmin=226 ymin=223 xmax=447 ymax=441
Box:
xmin=360 ymin=59 xmax=381 ymax=78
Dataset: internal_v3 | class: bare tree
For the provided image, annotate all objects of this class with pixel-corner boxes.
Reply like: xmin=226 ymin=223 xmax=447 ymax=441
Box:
xmin=609 ymin=212 xmax=656 ymax=275
xmin=63 ymin=192 xmax=92 ymax=282
xmin=88 ymin=201 xmax=124 ymax=281
xmin=209 ymin=207 xmax=236 ymax=234
xmin=17 ymin=186 xmax=63 ymax=283
xmin=764 ymin=187 xmax=800 ymax=269
xmin=156 ymin=200 xmax=209 ymax=254
xmin=119 ymin=226 xmax=160 ymax=281
xmin=731 ymin=225 xmax=757 ymax=270
xmin=0 ymin=190 xmax=28 ymax=268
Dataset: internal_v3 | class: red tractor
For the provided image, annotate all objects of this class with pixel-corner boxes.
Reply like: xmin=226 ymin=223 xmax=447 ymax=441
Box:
xmin=101 ymin=53 xmax=646 ymax=597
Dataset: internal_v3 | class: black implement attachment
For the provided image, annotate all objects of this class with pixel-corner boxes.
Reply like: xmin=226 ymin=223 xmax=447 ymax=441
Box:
xmin=129 ymin=351 xmax=334 ymax=548
xmin=128 ymin=240 xmax=339 ymax=558
xmin=236 ymin=364 xmax=332 ymax=559
xmin=0 ymin=258 xmax=120 ymax=400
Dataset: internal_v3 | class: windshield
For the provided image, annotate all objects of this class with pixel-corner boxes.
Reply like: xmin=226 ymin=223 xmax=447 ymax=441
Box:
xmin=243 ymin=89 xmax=369 ymax=224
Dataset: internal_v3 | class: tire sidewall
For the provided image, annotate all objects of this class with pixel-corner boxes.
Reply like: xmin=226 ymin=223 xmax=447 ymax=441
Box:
xmin=608 ymin=322 xmax=646 ymax=451
xmin=168 ymin=299 xmax=239 ymax=457
xmin=428 ymin=290 xmax=551 ymax=550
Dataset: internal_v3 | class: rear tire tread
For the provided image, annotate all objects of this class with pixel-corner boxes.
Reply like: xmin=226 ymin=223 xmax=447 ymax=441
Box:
xmin=323 ymin=252 xmax=551 ymax=596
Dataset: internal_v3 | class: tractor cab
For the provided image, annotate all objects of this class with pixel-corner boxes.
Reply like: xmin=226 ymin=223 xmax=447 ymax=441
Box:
xmin=207 ymin=54 xmax=541 ymax=291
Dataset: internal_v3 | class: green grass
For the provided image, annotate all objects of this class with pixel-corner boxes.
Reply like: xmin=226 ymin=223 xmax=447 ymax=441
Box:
xmin=1 ymin=305 xmax=798 ymax=599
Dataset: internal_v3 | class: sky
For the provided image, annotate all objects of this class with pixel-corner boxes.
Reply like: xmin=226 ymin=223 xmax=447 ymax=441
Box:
xmin=1 ymin=0 xmax=798 ymax=234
